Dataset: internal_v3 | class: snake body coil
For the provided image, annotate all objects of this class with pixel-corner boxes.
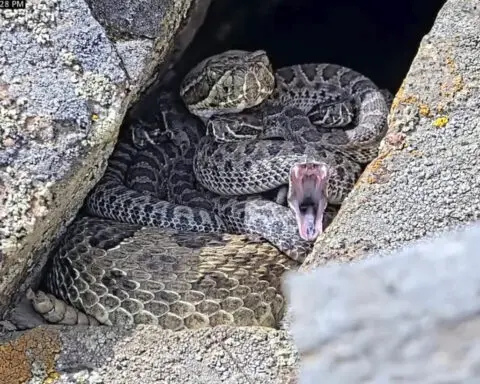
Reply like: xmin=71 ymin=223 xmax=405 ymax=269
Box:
xmin=32 ymin=50 xmax=390 ymax=329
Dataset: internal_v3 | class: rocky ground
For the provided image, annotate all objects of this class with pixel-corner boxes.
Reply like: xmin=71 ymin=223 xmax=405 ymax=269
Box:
xmin=1 ymin=0 xmax=479 ymax=382
xmin=0 ymin=326 xmax=298 ymax=383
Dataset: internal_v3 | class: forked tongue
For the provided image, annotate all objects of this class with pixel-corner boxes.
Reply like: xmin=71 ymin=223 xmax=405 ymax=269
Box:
xmin=299 ymin=204 xmax=322 ymax=241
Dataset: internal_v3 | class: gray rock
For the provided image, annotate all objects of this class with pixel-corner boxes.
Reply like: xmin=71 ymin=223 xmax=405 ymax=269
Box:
xmin=281 ymin=0 xmax=480 ymax=380
xmin=285 ymin=221 xmax=480 ymax=383
xmin=109 ymin=0 xmax=213 ymax=97
xmin=0 ymin=325 xmax=298 ymax=383
xmin=0 ymin=0 xmax=211 ymax=316
xmin=87 ymin=0 xmax=175 ymax=39
xmin=0 ymin=0 xmax=129 ymax=315
xmin=282 ymin=1 xmax=480 ymax=380
xmin=301 ymin=0 xmax=480 ymax=270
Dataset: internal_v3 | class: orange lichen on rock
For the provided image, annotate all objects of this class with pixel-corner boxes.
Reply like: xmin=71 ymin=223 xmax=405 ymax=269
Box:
xmin=390 ymin=85 xmax=420 ymax=114
xmin=442 ymin=56 xmax=464 ymax=96
xmin=359 ymin=151 xmax=393 ymax=186
xmin=389 ymin=86 xmax=430 ymax=119
xmin=418 ymin=104 xmax=431 ymax=117
xmin=390 ymin=55 xmax=464 ymax=128
xmin=0 ymin=327 xmax=61 ymax=384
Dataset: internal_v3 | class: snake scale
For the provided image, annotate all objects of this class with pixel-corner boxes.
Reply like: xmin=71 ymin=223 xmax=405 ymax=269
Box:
xmin=29 ymin=50 xmax=390 ymax=330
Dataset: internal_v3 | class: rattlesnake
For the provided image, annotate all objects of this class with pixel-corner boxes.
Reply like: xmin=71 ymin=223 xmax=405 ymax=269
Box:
xmin=27 ymin=50 xmax=389 ymax=330
xmin=182 ymin=50 xmax=389 ymax=239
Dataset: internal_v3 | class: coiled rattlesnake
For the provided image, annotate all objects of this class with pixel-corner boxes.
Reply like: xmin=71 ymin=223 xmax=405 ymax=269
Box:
xmin=28 ymin=50 xmax=390 ymax=330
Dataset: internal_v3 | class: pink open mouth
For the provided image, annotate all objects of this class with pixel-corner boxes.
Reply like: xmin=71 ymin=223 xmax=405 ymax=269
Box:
xmin=287 ymin=162 xmax=329 ymax=242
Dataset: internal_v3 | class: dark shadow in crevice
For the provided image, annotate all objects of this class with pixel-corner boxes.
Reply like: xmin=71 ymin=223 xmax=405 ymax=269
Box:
xmin=180 ymin=0 xmax=447 ymax=93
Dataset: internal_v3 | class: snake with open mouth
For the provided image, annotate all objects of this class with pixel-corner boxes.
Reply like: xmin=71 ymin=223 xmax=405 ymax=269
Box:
xmin=27 ymin=50 xmax=390 ymax=330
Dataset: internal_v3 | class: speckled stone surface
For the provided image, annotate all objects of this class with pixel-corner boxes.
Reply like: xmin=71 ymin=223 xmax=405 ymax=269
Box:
xmin=285 ymin=221 xmax=480 ymax=383
xmin=0 ymin=325 xmax=299 ymax=384
xmin=0 ymin=0 xmax=208 ymax=316
xmin=281 ymin=0 xmax=480 ymax=381
xmin=0 ymin=0 xmax=129 ymax=315
xmin=107 ymin=0 xmax=212 ymax=99
xmin=301 ymin=0 xmax=480 ymax=270
xmin=1 ymin=0 xmax=479 ymax=383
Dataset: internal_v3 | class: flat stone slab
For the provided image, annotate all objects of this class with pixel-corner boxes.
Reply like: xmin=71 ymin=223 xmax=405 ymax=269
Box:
xmin=0 ymin=325 xmax=298 ymax=383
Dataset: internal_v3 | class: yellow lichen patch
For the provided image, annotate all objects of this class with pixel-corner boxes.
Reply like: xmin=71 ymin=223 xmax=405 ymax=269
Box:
xmin=44 ymin=374 xmax=61 ymax=384
xmin=389 ymin=84 xmax=403 ymax=112
xmin=366 ymin=156 xmax=386 ymax=173
xmin=439 ymin=75 xmax=464 ymax=98
xmin=0 ymin=327 xmax=61 ymax=384
xmin=402 ymin=95 xmax=420 ymax=104
xmin=445 ymin=56 xmax=455 ymax=70
xmin=432 ymin=116 xmax=449 ymax=128
xmin=390 ymin=88 xmax=450 ymax=130
xmin=391 ymin=92 xmax=420 ymax=113
xmin=389 ymin=85 xmax=429 ymax=119
xmin=391 ymin=92 xmax=434 ymax=120
xmin=418 ymin=104 xmax=431 ymax=117
xmin=91 ymin=113 xmax=99 ymax=121
xmin=453 ymin=75 xmax=464 ymax=93
xmin=445 ymin=56 xmax=463 ymax=90
xmin=366 ymin=174 xmax=378 ymax=184
xmin=409 ymin=149 xmax=424 ymax=157
xmin=390 ymin=53 xmax=467 ymax=128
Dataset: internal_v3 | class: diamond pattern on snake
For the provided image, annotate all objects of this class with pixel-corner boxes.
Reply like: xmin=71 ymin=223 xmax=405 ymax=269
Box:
xmin=29 ymin=50 xmax=391 ymax=330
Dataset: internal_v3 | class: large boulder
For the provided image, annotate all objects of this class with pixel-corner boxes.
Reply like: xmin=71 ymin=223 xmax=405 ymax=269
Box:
xmin=0 ymin=0 xmax=210 ymax=316
xmin=301 ymin=0 xmax=480 ymax=270
xmin=286 ymin=221 xmax=480 ymax=382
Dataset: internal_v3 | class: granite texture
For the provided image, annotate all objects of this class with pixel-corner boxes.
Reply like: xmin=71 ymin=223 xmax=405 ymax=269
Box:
xmin=301 ymin=0 xmax=480 ymax=270
xmin=0 ymin=0 xmax=211 ymax=316
xmin=286 ymin=221 xmax=480 ymax=383
xmin=1 ymin=0 xmax=479 ymax=383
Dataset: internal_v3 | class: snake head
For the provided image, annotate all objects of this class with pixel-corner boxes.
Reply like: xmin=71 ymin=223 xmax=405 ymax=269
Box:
xmin=287 ymin=162 xmax=329 ymax=242
xmin=180 ymin=50 xmax=275 ymax=118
